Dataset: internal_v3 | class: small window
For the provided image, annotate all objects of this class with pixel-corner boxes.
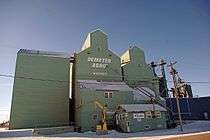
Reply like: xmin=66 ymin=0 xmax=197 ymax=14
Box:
xmin=104 ymin=92 xmax=109 ymax=98
xmin=92 ymin=114 xmax=98 ymax=120
xmin=145 ymin=111 xmax=152 ymax=118
xmin=155 ymin=111 xmax=161 ymax=118
xmin=104 ymin=92 xmax=113 ymax=99
xmin=109 ymin=92 xmax=112 ymax=98
xmin=144 ymin=125 xmax=150 ymax=129
xmin=139 ymin=113 xmax=145 ymax=118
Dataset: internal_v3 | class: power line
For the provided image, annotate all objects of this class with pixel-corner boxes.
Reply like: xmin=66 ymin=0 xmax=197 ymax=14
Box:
xmin=0 ymin=74 xmax=68 ymax=83
xmin=0 ymin=73 xmax=210 ymax=85
xmin=0 ymin=74 xmax=170 ymax=85
xmin=0 ymin=75 xmax=205 ymax=116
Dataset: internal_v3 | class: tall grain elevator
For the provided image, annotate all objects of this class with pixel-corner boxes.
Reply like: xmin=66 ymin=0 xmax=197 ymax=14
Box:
xmin=10 ymin=29 xmax=167 ymax=132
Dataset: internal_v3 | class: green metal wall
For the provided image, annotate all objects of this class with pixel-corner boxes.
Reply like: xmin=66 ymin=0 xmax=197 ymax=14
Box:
xmin=117 ymin=111 xmax=167 ymax=132
xmin=9 ymin=52 xmax=70 ymax=129
xmin=75 ymin=89 xmax=133 ymax=131
xmin=74 ymin=48 xmax=121 ymax=81
xmin=121 ymin=47 xmax=159 ymax=93
xmin=128 ymin=112 xmax=166 ymax=132
xmin=73 ymin=30 xmax=164 ymax=131
xmin=9 ymin=30 xmax=166 ymax=133
xmin=74 ymin=30 xmax=128 ymax=131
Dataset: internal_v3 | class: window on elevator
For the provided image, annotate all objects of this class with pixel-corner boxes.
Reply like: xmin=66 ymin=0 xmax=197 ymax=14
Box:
xmin=104 ymin=92 xmax=113 ymax=98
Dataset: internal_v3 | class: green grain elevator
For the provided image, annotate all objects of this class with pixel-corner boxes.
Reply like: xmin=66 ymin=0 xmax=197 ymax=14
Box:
xmin=10 ymin=29 xmax=167 ymax=132
xmin=10 ymin=50 xmax=70 ymax=129
xmin=121 ymin=47 xmax=159 ymax=94
xmin=73 ymin=29 xmax=165 ymax=131
xmin=73 ymin=30 xmax=134 ymax=131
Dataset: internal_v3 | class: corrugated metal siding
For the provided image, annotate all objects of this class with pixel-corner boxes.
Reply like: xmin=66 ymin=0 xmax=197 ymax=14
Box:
xmin=74 ymin=30 xmax=124 ymax=131
xmin=116 ymin=111 xmax=166 ymax=132
xmin=119 ymin=104 xmax=167 ymax=112
xmin=10 ymin=53 xmax=70 ymax=129
xmin=166 ymin=97 xmax=210 ymax=120
xmin=75 ymin=89 xmax=134 ymax=131
xmin=120 ymin=47 xmax=159 ymax=94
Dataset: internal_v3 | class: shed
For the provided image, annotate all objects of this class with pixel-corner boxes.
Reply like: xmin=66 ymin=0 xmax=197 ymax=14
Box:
xmin=116 ymin=104 xmax=167 ymax=132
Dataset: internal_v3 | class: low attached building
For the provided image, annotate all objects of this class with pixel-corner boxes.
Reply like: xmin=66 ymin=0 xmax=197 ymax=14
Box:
xmin=75 ymin=80 xmax=133 ymax=131
xmin=116 ymin=104 xmax=167 ymax=132
xmin=75 ymin=80 xmax=158 ymax=131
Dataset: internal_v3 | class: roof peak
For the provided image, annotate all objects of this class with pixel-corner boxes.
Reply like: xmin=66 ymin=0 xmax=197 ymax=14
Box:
xmin=81 ymin=29 xmax=108 ymax=51
xmin=89 ymin=29 xmax=108 ymax=36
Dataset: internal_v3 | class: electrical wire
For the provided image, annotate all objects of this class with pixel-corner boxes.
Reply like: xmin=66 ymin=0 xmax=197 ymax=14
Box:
xmin=0 ymin=74 xmax=68 ymax=83
xmin=0 ymin=73 xmax=210 ymax=85
xmin=0 ymin=74 xmax=158 ymax=83
xmin=0 ymin=74 xmax=205 ymax=116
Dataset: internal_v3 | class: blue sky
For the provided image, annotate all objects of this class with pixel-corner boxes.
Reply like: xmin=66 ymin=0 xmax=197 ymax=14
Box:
xmin=0 ymin=0 xmax=210 ymax=122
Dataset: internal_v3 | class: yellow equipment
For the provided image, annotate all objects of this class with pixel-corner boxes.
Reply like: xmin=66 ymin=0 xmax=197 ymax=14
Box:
xmin=94 ymin=101 xmax=108 ymax=135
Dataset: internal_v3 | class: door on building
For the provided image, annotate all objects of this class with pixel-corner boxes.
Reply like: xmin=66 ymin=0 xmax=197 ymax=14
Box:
xmin=126 ymin=121 xmax=130 ymax=132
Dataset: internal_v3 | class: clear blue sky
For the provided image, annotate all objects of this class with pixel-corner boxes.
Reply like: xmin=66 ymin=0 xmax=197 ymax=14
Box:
xmin=0 ymin=0 xmax=210 ymax=121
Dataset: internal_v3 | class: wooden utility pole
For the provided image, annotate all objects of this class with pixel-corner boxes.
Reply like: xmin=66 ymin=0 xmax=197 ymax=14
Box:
xmin=168 ymin=61 xmax=183 ymax=132
xmin=159 ymin=59 xmax=168 ymax=97
xmin=151 ymin=59 xmax=168 ymax=97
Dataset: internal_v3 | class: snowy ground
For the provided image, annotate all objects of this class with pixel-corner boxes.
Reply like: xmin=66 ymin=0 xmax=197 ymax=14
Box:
xmin=0 ymin=121 xmax=210 ymax=140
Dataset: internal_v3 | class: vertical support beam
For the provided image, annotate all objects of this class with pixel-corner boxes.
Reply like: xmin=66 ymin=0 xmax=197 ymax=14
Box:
xmin=69 ymin=54 xmax=76 ymax=124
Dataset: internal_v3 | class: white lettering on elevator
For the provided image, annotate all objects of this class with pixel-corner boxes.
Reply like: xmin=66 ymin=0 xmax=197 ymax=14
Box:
xmin=88 ymin=57 xmax=112 ymax=69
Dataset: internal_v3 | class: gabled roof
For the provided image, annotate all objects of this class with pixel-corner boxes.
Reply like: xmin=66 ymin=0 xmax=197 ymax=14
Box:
xmin=81 ymin=29 xmax=108 ymax=51
xmin=120 ymin=46 xmax=145 ymax=65
xmin=78 ymin=80 xmax=159 ymax=101
xmin=119 ymin=104 xmax=167 ymax=112
xmin=78 ymin=80 xmax=132 ymax=91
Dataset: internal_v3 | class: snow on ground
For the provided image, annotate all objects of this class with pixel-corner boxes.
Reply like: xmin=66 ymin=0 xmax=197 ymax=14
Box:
xmin=0 ymin=121 xmax=210 ymax=140
xmin=0 ymin=108 xmax=9 ymax=124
